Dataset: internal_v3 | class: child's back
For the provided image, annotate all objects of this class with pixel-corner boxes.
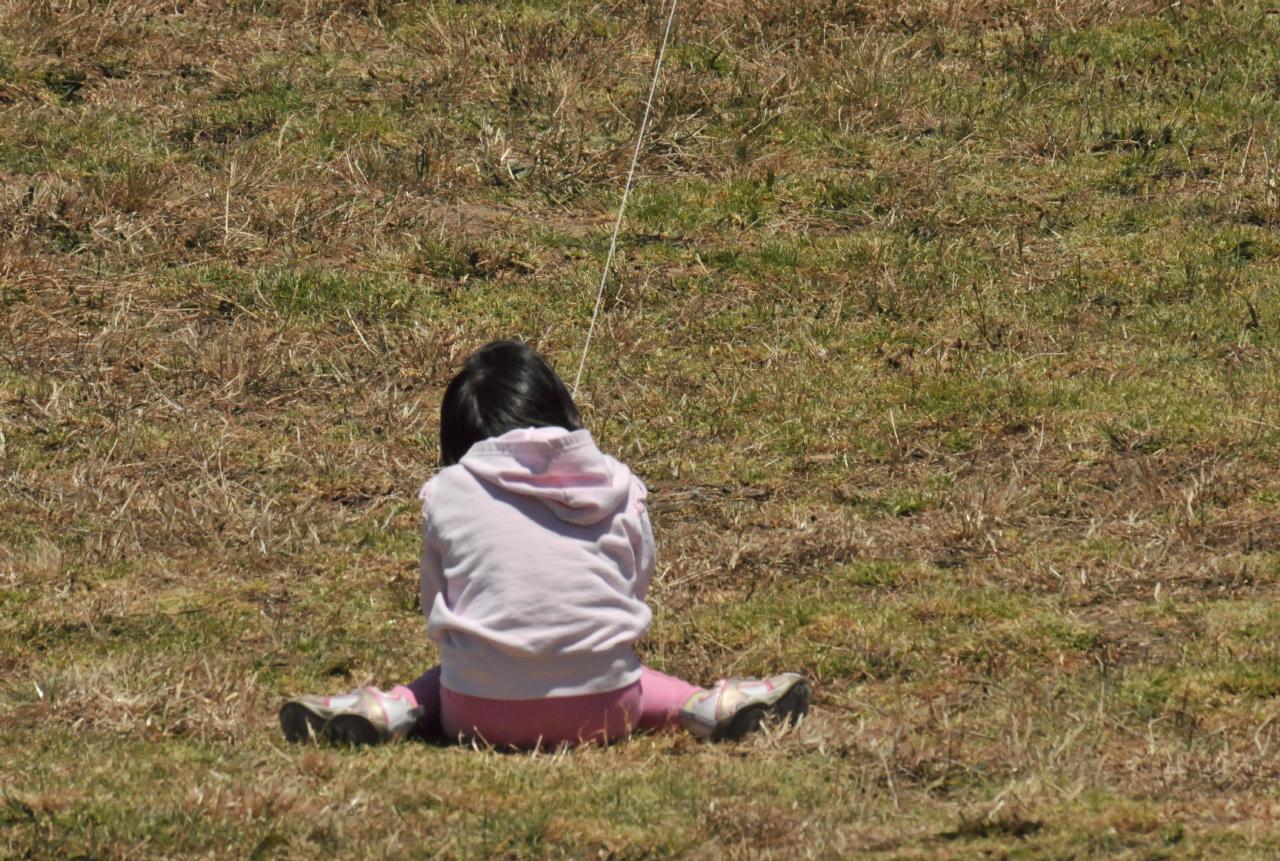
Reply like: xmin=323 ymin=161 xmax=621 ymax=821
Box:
xmin=421 ymin=426 xmax=653 ymax=699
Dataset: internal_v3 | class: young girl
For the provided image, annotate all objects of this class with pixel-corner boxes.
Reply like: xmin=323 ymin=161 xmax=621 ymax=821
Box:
xmin=280 ymin=341 xmax=809 ymax=748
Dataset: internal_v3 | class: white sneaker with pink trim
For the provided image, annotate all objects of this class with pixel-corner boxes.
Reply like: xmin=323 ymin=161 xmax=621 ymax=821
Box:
xmin=279 ymin=687 xmax=422 ymax=747
xmin=679 ymin=673 xmax=811 ymax=741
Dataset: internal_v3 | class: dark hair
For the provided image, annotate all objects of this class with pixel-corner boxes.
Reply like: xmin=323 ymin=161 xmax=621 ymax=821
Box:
xmin=439 ymin=340 xmax=583 ymax=465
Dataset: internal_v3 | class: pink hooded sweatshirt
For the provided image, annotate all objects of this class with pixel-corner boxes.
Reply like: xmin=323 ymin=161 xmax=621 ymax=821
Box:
xmin=417 ymin=427 xmax=655 ymax=700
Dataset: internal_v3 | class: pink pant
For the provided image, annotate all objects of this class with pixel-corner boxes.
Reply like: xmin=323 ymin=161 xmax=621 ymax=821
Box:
xmin=392 ymin=666 xmax=702 ymax=748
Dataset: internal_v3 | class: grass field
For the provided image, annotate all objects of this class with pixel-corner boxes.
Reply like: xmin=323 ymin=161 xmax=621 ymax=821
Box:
xmin=3 ymin=0 xmax=1280 ymax=857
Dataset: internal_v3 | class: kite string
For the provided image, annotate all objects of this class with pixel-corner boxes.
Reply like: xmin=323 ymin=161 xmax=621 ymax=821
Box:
xmin=572 ymin=0 xmax=678 ymax=395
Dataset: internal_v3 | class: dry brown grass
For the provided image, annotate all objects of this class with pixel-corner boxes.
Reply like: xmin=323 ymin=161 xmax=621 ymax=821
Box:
xmin=3 ymin=0 xmax=1280 ymax=857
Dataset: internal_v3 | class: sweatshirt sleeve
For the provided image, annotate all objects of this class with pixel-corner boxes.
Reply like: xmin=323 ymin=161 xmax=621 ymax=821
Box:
xmin=630 ymin=478 xmax=656 ymax=601
xmin=418 ymin=480 xmax=444 ymax=622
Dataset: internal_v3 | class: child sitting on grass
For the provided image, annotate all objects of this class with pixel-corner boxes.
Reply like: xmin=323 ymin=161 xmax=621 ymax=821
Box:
xmin=280 ymin=340 xmax=809 ymax=748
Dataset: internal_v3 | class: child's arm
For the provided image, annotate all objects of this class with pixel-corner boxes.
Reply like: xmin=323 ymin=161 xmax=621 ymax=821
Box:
xmin=629 ymin=478 xmax=656 ymax=601
xmin=418 ymin=481 xmax=445 ymax=617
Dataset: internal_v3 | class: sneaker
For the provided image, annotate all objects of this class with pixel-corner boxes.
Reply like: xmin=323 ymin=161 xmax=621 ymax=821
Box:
xmin=679 ymin=673 xmax=811 ymax=741
xmin=279 ymin=687 xmax=422 ymax=747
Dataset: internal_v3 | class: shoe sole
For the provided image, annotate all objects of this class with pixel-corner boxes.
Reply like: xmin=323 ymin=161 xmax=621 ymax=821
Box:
xmin=279 ymin=701 xmax=328 ymax=743
xmin=717 ymin=679 xmax=811 ymax=742
xmin=327 ymin=714 xmax=383 ymax=747
xmin=279 ymin=702 xmax=384 ymax=748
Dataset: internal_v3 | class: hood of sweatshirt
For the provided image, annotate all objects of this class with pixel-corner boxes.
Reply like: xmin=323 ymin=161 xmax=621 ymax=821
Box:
xmin=459 ymin=427 xmax=633 ymax=526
